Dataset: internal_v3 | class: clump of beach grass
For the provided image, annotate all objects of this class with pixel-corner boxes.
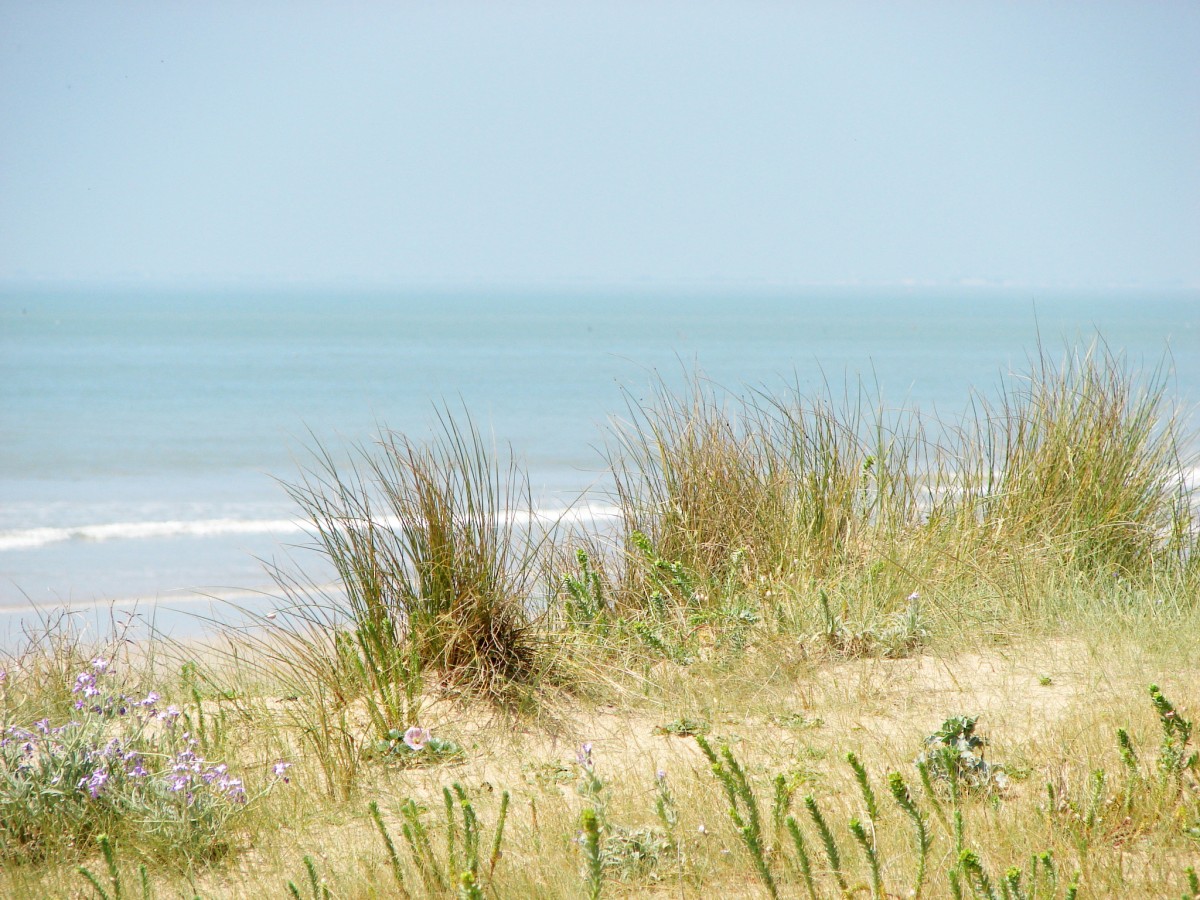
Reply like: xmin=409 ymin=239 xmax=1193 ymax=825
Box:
xmin=606 ymin=344 xmax=1196 ymax=655
xmin=950 ymin=341 xmax=1195 ymax=581
xmin=607 ymin=372 xmax=922 ymax=592
xmin=280 ymin=409 xmax=551 ymax=700
xmin=213 ymin=410 xmax=571 ymax=797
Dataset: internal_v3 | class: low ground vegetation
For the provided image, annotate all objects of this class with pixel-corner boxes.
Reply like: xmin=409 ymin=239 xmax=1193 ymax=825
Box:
xmin=2 ymin=344 xmax=1198 ymax=897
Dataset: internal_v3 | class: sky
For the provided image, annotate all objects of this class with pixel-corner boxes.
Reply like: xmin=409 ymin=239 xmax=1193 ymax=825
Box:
xmin=1 ymin=2 xmax=1198 ymax=288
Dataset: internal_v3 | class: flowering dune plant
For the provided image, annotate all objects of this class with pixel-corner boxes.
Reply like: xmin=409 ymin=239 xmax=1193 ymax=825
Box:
xmin=375 ymin=724 xmax=463 ymax=766
xmin=0 ymin=657 xmax=286 ymax=862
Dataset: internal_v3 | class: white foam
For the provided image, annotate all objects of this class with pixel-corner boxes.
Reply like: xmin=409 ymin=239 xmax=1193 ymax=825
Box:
xmin=0 ymin=504 xmax=625 ymax=552
xmin=0 ymin=518 xmax=308 ymax=551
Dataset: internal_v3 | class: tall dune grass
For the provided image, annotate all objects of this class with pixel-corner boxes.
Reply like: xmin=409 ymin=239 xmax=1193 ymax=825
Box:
xmin=276 ymin=411 xmax=553 ymax=705
xmin=607 ymin=374 xmax=924 ymax=591
xmin=955 ymin=343 xmax=1195 ymax=576
xmin=604 ymin=346 xmax=1196 ymax=639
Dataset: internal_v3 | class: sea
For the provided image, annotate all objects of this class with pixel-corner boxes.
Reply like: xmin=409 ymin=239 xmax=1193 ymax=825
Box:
xmin=2 ymin=285 xmax=1197 ymax=644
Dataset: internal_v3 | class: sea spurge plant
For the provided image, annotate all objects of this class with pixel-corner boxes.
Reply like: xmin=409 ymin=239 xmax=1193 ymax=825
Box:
xmin=286 ymin=855 xmax=331 ymax=900
xmin=846 ymin=750 xmax=880 ymax=826
xmin=371 ymin=782 xmax=509 ymax=898
xmin=695 ymin=735 xmax=778 ymax=899
xmin=959 ymin=849 xmax=999 ymax=900
xmin=396 ymin=797 xmax=446 ymax=893
xmin=561 ymin=547 xmax=608 ymax=628
xmin=629 ymin=530 xmax=702 ymax=608
xmin=888 ymin=771 xmax=930 ymax=899
xmin=77 ymin=833 xmax=152 ymax=900
xmin=1149 ymin=683 xmax=1197 ymax=792
xmin=784 ymin=814 xmax=819 ymax=900
xmin=803 ymin=793 xmax=849 ymax=895
xmin=849 ymin=817 xmax=884 ymax=900
xmin=368 ymin=800 xmax=409 ymax=896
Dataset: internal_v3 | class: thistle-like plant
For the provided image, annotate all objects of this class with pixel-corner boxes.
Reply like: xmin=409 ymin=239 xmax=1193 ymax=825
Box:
xmin=916 ymin=715 xmax=1006 ymax=795
xmin=653 ymin=769 xmax=679 ymax=837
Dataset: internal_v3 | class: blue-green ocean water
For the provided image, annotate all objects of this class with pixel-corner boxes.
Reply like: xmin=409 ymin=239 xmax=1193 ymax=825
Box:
xmin=2 ymin=286 xmax=1197 ymax=638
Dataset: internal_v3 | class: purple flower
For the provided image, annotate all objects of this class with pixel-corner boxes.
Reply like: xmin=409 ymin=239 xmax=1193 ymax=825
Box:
xmin=403 ymin=726 xmax=431 ymax=751
xmin=272 ymin=760 xmax=292 ymax=782
xmin=201 ymin=763 xmax=228 ymax=784
xmin=91 ymin=657 xmax=110 ymax=673
xmin=576 ymin=742 xmax=594 ymax=769
xmin=73 ymin=672 xmax=100 ymax=698
xmin=219 ymin=777 xmax=245 ymax=802
xmin=79 ymin=768 xmax=109 ymax=799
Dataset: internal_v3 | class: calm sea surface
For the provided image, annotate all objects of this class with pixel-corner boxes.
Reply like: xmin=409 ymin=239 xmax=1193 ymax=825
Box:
xmin=2 ymin=286 xmax=1197 ymax=639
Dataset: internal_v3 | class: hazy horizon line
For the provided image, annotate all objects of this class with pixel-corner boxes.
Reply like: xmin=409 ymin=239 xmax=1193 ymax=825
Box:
xmin=3 ymin=274 xmax=1199 ymax=293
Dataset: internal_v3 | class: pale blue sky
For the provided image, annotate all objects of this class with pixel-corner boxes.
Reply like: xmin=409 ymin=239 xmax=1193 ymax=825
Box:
xmin=2 ymin=2 xmax=1197 ymax=287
